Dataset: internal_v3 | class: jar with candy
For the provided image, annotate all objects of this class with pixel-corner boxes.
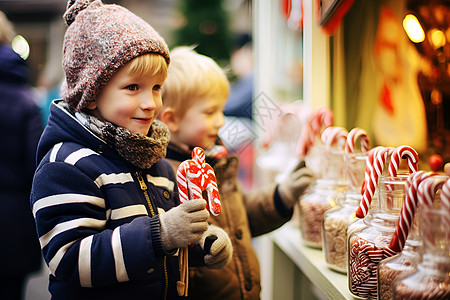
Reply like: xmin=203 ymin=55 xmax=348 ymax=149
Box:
xmin=346 ymin=146 xmax=385 ymax=240
xmin=299 ymin=178 xmax=340 ymax=248
xmin=348 ymin=174 xmax=408 ymax=299
xmin=378 ymin=172 xmax=444 ymax=300
xmin=323 ymin=149 xmax=368 ymax=273
xmin=299 ymin=126 xmax=347 ymax=248
xmin=393 ymin=176 xmax=450 ymax=300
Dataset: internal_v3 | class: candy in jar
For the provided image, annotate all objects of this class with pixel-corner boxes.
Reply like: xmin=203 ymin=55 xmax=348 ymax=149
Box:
xmin=348 ymin=174 xmax=407 ymax=299
xmin=378 ymin=171 xmax=441 ymax=300
xmin=323 ymin=129 xmax=369 ymax=273
xmin=300 ymin=126 xmax=347 ymax=248
xmin=393 ymin=176 xmax=450 ymax=300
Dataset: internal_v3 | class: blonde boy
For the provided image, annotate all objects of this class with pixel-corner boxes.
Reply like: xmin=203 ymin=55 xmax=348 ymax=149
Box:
xmin=160 ymin=47 xmax=313 ymax=300
xmin=30 ymin=2 xmax=231 ymax=299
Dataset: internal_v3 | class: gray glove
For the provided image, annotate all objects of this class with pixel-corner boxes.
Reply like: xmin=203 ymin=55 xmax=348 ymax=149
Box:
xmin=160 ymin=198 xmax=210 ymax=251
xmin=200 ymin=225 xmax=233 ymax=269
xmin=278 ymin=159 xmax=314 ymax=208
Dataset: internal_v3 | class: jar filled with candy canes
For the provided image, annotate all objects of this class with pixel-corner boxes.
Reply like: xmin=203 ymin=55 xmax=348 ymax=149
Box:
xmin=348 ymin=174 xmax=408 ymax=299
xmin=347 ymin=145 xmax=420 ymax=299
xmin=378 ymin=172 xmax=443 ymax=300
xmin=347 ymin=146 xmax=386 ymax=241
xmin=299 ymin=126 xmax=347 ymax=248
xmin=393 ymin=176 xmax=450 ymax=300
xmin=322 ymin=129 xmax=369 ymax=273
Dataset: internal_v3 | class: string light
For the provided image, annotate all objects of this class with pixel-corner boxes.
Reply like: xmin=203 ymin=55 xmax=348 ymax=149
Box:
xmin=403 ymin=14 xmax=425 ymax=43
xmin=11 ymin=34 xmax=30 ymax=60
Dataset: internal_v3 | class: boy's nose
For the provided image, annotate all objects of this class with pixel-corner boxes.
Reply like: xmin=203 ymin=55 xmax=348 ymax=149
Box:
xmin=140 ymin=94 xmax=156 ymax=110
xmin=216 ymin=113 xmax=225 ymax=128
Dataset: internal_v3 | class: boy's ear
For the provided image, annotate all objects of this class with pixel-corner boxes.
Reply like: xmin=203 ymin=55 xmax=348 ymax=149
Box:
xmin=159 ymin=107 xmax=179 ymax=132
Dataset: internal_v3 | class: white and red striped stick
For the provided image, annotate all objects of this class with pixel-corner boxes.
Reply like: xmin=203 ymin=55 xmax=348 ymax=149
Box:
xmin=345 ymin=128 xmax=370 ymax=190
xmin=176 ymin=147 xmax=221 ymax=216
xmin=321 ymin=126 xmax=348 ymax=150
xmin=388 ymin=145 xmax=419 ymax=177
xmin=296 ymin=107 xmax=333 ymax=156
xmin=356 ymin=147 xmax=395 ymax=218
xmin=441 ymin=178 xmax=450 ymax=241
xmin=388 ymin=171 xmax=437 ymax=252
xmin=345 ymin=128 xmax=370 ymax=154
xmin=361 ymin=146 xmax=384 ymax=195
xmin=417 ymin=176 xmax=449 ymax=247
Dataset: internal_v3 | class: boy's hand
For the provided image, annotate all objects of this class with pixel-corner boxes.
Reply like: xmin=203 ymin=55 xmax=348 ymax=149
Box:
xmin=160 ymin=198 xmax=209 ymax=251
xmin=200 ymin=225 xmax=233 ymax=269
xmin=278 ymin=159 xmax=314 ymax=208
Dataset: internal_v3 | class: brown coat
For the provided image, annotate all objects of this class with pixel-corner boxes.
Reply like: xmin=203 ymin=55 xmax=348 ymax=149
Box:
xmin=166 ymin=145 xmax=291 ymax=300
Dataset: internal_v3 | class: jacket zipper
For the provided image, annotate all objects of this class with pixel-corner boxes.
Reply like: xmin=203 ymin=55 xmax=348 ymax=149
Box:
xmin=135 ymin=171 xmax=168 ymax=300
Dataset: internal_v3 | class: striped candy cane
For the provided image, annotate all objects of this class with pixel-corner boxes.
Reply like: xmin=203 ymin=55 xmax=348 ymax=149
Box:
xmin=356 ymin=147 xmax=395 ymax=218
xmin=296 ymin=107 xmax=333 ymax=156
xmin=321 ymin=126 xmax=348 ymax=150
xmin=441 ymin=178 xmax=450 ymax=241
xmin=389 ymin=171 xmax=437 ymax=252
xmin=345 ymin=128 xmax=370 ymax=191
xmin=361 ymin=146 xmax=384 ymax=195
xmin=417 ymin=176 xmax=449 ymax=247
xmin=388 ymin=145 xmax=419 ymax=177
xmin=176 ymin=147 xmax=221 ymax=216
xmin=345 ymin=128 xmax=370 ymax=154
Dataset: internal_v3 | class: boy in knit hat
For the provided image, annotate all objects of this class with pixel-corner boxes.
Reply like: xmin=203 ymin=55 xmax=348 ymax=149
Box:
xmin=30 ymin=1 xmax=232 ymax=299
xmin=159 ymin=46 xmax=313 ymax=300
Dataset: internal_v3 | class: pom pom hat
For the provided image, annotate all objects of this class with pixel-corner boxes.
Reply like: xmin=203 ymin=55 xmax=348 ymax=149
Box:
xmin=61 ymin=0 xmax=170 ymax=111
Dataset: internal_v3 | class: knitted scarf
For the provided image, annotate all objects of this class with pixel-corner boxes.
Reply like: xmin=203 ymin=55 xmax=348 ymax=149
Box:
xmin=74 ymin=107 xmax=170 ymax=169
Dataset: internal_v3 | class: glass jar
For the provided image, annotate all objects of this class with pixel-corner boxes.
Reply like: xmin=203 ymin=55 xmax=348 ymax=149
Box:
xmin=323 ymin=191 xmax=360 ymax=272
xmin=377 ymin=240 xmax=421 ymax=300
xmin=323 ymin=152 xmax=367 ymax=273
xmin=299 ymin=179 xmax=338 ymax=248
xmin=348 ymin=175 xmax=408 ymax=299
xmin=393 ymin=178 xmax=450 ymax=300
xmin=300 ymin=146 xmax=346 ymax=248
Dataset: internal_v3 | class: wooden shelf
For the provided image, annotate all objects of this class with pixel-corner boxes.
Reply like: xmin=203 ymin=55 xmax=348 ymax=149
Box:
xmin=269 ymin=222 xmax=355 ymax=300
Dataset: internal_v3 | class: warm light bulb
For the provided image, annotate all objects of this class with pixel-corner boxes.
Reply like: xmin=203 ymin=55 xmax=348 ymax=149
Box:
xmin=11 ymin=35 xmax=30 ymax=60
xmin=403 ymin=14 xmax=425 ymax=43
xmin=429 ymin=29 xmax=446 ymax=49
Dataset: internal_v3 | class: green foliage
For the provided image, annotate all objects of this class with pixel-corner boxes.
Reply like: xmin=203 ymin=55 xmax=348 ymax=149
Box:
xmin=172 ymin=0 xmax=231 ymax=65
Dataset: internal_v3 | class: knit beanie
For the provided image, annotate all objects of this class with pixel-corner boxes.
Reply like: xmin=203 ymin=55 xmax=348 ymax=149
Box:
xmin=61 ymin=0 xmax=170 ymax=111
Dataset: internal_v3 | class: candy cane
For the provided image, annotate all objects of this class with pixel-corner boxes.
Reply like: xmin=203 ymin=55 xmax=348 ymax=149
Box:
xmin=177 ymin=147 xmax=221 ymax=216
xmin=356 ymin=147 xmax=395 ymax=218
xmin=361 ymin=146 xmax=384 ymax=195
xmin=321 ymin=126 xmax=348 ymax=150
xmin=417 ymin=176 xmax=449 ymax=247
xmin=345 ymin=128 xmax=370 ymax=191
xmin=296 ymin=107 xmax=333 ymax=156
xmin=310 ymin=107 xmax=333 ymax=137
xmin=388 ymin=171 xmax=437 ymax=252
xmin=441 ymin=179 xmax=450 ymax=241
xmin=345 ymin=128 xmax=370 ymax=154
xmin=296 ymin=122 xmax=313 ymax=156
xmin=388 ymin=145 xmax=419 ymax=177
xmin=175 ymin=147 xmax=222 ymax=297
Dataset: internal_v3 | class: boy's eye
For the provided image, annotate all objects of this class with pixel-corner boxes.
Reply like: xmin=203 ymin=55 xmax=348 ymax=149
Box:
xmin=126 ymin=84 xmax=138 ymax=91
xmin=153 ymin=84 xmax=162 ymax=91
xmin=204 ymin=108 xmax=216 ymax=115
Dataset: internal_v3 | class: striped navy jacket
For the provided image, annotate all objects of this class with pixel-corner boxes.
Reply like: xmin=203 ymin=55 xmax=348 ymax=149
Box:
xmin=31 ymin=100 xmax=200 ymax=299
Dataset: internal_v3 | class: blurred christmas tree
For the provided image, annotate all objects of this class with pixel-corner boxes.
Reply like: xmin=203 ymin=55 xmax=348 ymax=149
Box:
xmin=172 ymin=0 xmax=231 ymax=65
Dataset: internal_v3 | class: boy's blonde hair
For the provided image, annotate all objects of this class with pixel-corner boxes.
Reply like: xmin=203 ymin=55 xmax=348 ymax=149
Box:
xmin=162 ymin=46 xmax=229 ymax=119
xmin=127 ymin=53 xmax=168 ymax=81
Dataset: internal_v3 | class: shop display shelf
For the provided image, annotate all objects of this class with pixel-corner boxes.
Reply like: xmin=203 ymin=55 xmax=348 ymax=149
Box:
xmin=270 ymin=222 xmax=354 ymax=300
